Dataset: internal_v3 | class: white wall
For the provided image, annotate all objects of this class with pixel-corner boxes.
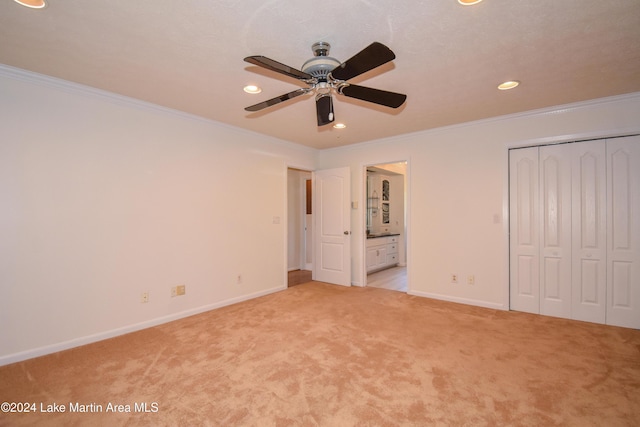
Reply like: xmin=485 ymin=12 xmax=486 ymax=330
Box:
xmin=2 ymin=64 xmax=638 ymax=365
xmin=0 ymin=67 xmax=316 ymax=364
xmin=318 ymin=93 xmax=640 ymax=309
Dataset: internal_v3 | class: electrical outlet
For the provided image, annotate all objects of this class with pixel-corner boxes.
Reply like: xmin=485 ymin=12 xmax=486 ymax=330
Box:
xmin=467 ymin=275 xmax=475 ymax=285
xmin=141 ymin=292 xmax=149 ymax=303
xmin=451 ymin=274 xmax=458 ymax=284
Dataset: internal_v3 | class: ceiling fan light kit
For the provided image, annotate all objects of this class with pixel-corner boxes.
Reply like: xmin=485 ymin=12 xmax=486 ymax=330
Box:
xmin=244 ymin=42 xmax=407 ymax=127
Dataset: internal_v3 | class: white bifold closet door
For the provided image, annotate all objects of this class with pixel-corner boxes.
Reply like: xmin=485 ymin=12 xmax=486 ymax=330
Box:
xmin=570 ymin=141 xmax=607 ymax=324
xmin=607 ymin=137 xmax=640 ymax=328
xmin=510 ymin=136 xmax=639 ymax=329
xmin=510 ymin=147 xmax=541 ymax=315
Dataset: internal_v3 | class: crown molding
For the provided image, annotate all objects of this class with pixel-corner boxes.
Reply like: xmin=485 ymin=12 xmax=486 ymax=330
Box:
xmin=326 ymin=91 xmax=640 ymax=153
xmin=0 ymin=63 xmax=318 ymax=154
xmin=2 ymin=63 xmax=637 ymax=153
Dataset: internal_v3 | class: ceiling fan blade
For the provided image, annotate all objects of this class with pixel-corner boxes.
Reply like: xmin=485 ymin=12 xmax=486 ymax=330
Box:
xmin=245 ymin=88 xmax=309 ymax=112
xmin=330 ymin=42 xmax=396 ymax=81
xmin=244 ymin=56 xmax=313 ymax=81
xmin=339 ymin=84 xmax=407 ymax=108
xmin=316 ymin=95 xmax=334 ymax=126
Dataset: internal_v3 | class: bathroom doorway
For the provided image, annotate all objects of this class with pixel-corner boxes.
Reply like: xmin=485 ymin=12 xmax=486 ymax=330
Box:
xmin=364 ymin=161 xmax=408 ymax=292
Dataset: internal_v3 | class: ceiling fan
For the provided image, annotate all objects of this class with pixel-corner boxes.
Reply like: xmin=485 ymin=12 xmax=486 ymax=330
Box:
xmin=244 ymin=41 xmax=407 ymax=126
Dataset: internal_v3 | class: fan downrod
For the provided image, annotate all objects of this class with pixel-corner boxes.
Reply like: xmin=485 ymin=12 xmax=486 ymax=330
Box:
xmin=311 ymin=41 xmax=330 ymax=57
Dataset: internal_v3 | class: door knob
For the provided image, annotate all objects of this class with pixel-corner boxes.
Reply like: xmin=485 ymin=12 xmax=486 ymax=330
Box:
xmin=343 ymin=231 xmax=350 ymax=235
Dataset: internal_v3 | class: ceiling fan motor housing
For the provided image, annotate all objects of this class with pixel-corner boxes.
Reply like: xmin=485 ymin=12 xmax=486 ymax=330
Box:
xmin=302 ymin=42 xmax=341 ymax=82
xmin=243 ymin=41 xmax=406 ymax=125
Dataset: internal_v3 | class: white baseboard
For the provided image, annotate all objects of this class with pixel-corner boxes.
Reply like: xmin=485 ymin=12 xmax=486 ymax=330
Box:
xmin=0 ymin=285 xmax=286 ymax=367
xmin=407 ymin=290 xmax=507 ymax=311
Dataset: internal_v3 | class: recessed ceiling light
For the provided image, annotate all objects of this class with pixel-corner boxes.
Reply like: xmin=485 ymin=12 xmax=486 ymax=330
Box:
xmin=333 ymin=123 xmax=346 ymax=129
xmin=243 ymin=85 xmax=262 ymax=94
xmin=498 ymin=80 xmax=520 ymax=90
xmin=458 ymin=0 xmax=483 ymax=5
xmin=13 ymin=0 xmax=47 ymax=9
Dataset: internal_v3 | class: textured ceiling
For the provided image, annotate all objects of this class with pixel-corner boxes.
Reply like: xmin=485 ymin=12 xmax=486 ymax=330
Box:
xmin=1 ymin=0 xmax=639 ymax=149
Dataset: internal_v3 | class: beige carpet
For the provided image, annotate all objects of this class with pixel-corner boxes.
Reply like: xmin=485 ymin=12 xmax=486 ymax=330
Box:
xmin=1 ymin=282 xmax=639 ymax=426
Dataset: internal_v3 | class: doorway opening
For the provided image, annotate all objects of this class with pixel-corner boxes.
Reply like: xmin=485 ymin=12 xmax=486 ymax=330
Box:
xmin=364 ymin=161 xmax=408 ymax=292
xmin=287 ymin=168 xmax=313 ymax=287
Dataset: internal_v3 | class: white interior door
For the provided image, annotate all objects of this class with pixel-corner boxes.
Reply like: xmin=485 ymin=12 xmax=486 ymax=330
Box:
xmin=606 ymin=136 xmax=640 ymax=329
xmin=571 ymin=141 xmax=606 ymax=323
xmin=313 ymin=167 xmax=351 ymax=286
xmin=511 ymin=137 xmax=640 ymax=329
xmin=509 ymin=147 xmax=540 ymax=313
xmin=540 ymin=144 xmax=572 ymax=318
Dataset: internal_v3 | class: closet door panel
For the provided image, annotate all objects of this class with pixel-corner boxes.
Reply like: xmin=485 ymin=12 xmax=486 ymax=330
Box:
xmin=540 ymin=145 xmax=572 ymax=318
xmin=509 ymin=147 xmax=540 ymax=313
xmin=578 ymin=259 xmax=600 ymax=303
xmin=611 ymin=261 xmax=631 ymax=306
xmin=606 ymin=136 xmax=640 ymax=329
xmin=542 ymin=258 xmax=562 ymax=299
xmin=516 ymin=256 xmax=536 ymax=298
xmin=571 ymin=141 xmax=606 ymax=323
